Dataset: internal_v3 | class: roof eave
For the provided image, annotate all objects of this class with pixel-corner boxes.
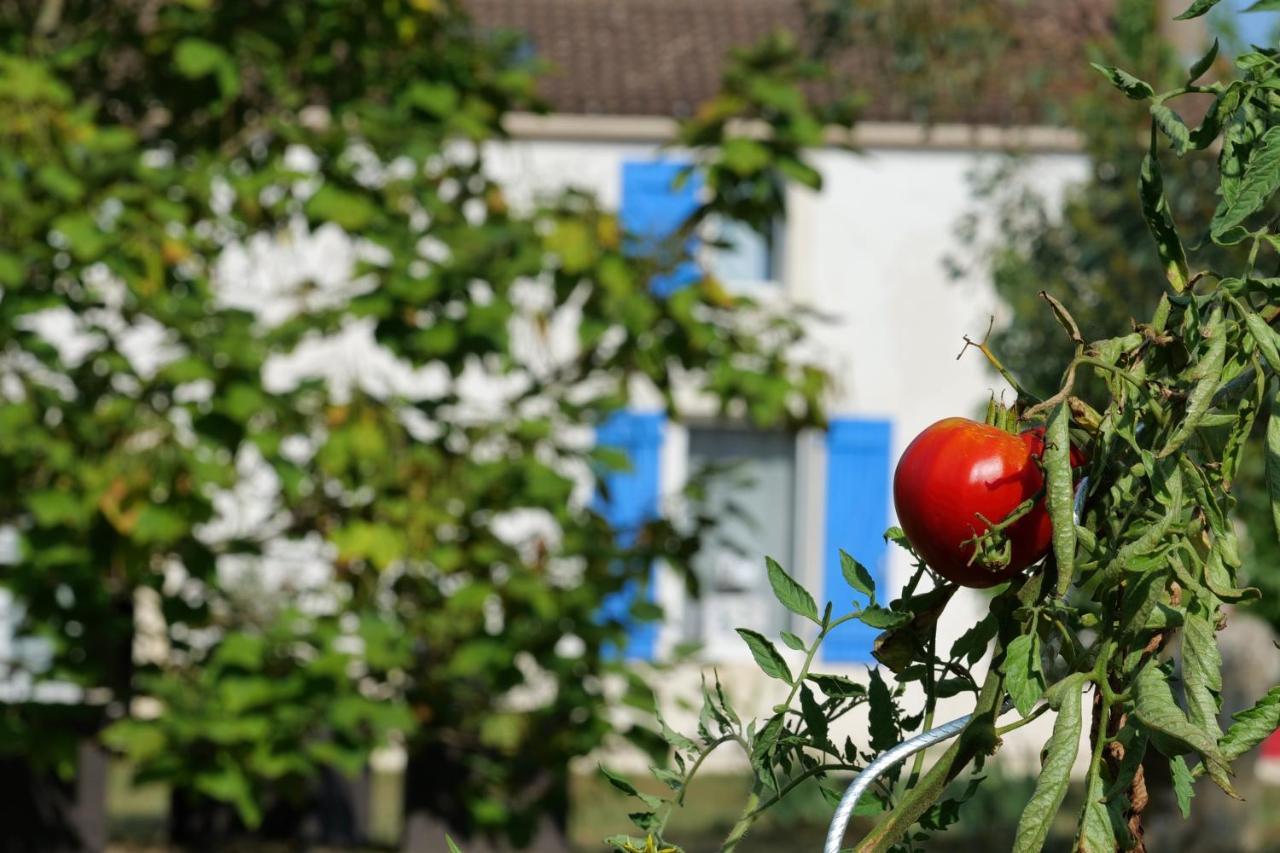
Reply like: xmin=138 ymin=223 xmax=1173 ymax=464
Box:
xmin=502 ymin=112 xmax=1084 ymax=153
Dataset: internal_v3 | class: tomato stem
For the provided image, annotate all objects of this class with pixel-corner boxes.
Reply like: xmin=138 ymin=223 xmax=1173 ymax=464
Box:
xmin=956 ymin=316 xmax=1040 ymax=409
xmin=962 ymin=496 xmax=1041 ymax=572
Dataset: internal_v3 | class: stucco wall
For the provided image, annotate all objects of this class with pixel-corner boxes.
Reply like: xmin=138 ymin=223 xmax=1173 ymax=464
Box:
xmin=481 ymin=133 xmax=1092 ymax=776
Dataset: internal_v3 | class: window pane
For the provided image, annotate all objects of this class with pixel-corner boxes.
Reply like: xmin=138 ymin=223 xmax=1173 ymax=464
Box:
xmin=687 ymin=428 xmax=795 ymax=659
xmin=707 ymin=217 xmax=775 ymax=284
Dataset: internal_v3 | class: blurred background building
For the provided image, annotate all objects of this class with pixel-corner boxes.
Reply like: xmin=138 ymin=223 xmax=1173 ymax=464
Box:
xmin=467 ymin=0 xmax=1097 ymax=775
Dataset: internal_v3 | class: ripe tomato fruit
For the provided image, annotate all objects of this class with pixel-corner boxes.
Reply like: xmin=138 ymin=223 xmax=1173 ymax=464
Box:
xmin=892 ymin=417 xmax=1085 ymax=588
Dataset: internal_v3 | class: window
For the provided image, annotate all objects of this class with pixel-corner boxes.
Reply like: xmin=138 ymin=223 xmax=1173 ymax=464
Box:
xmin=685 ymin=426 xmax=797 ymax=660
xmin=620 ymin=160 xmax=783 ymax=294
xmin=704 ymin=216 xmax=782 ymax=289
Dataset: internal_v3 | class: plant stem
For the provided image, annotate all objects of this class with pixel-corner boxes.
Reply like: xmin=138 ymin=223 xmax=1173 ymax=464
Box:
xmin=783 ymin=631 xmax=826 ymax=709
xmin=720 ymin=789 xmax=761 ymax=853
xmin=674 ymin=735 xmax=740 ymax=807
xmin=714 ymin=611 xmax=860 ymax=849
xmin=956 ymin=316 xmax=1040 ymax=405
xmin=747 ymin=762 xmax=857 ymax=819
xmin=1076 ymin=357 xmax=1149 ymax=390
xmin=1087 ymin=689 xmax=1111 ymax=796
xmin=995 ymin=703 xmax=1049 ymax=735
xmin=905 ymin=630 xmax=939 ymax=788
xmin=854 ymin=655 xmax=1008 ymax=852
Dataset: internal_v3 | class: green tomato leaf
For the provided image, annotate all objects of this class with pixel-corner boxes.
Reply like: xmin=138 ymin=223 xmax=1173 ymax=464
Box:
xmin=1244 ymin=309 xmax=1280 ymax=373
xmin=1267 ymin=387 xmax=1280 ymax=543
xmin=1139 ymin=142 xmax=1189 ymax=292
xmin=806 ymin=673 xmax=866 ymax=699
xmin=735 ymin=629 xmax=792 ymax=683
xmin=1044 ymin=403 xmax=1077 ymax=596
xmin=1220 ymin=685 xmax=1280 ymax=762
xmin=1004 ymin=631 xmax=1045 ymax=717
xmin=1190 ymin=81 xmax=1244 ymax=150
xmin=1012 ymin=678 xmax=1082 ymax=853
xmin=1158 ymin=308 xmax=1226 ymax=458
xmin=1133 ymin=663 xmax=1235 ymax=796
xmin=599 ymin=765 xmax=663 ymax=810
xmin=1181 ymin=605 xmax=1225 ymax=743
xmin=1187 ymin=38 xmax=1220 ymax=84
xmin=1151 ymin=104 xmax=1191 ymax=155
xmin=1076 ymin=761 xmax=1120 ymax=853
xmin=766 ymin=556 xmax=818 ymax=623
xmin=1174 ymin=0 xmax=1224 ymax=18
xmin=750 ymin=713 xmax=785 ymax=792
xmin=599 ymin=764 xmax=640 ymax=797
xmin=657 ymin=714 xmax=696 ymax=753
xmin=1219 ymin=116 xmax=1254 ymax=207
xmin=1102 ymin=727 xmax=1149 ymax=803
xmin=627 ymin=812 xmax=659 ymax=833
xmin=839 ymin=549 xmax=876 ymax=603
xmin=652 ymin=766 xmax=684 ymax=792
xmin=867 ymin=668 xmax=897 ymax=753
xmin=799 ymin=683 xmax=829 ymax=747
xmin=950 ymin=611 xmax=999 ymax=665
xmin=1171 ymin=755 xmax=1196 ymax=819
xmin=858 ymin=605 xmax=911 ymax=629
xmin=1212 ymin=125 xmax=1280 ymax=240
xmin=779 ymin=630 xmax=806 ymax=651
xmin=1090 ymin=63 xmax=1154 ymax=100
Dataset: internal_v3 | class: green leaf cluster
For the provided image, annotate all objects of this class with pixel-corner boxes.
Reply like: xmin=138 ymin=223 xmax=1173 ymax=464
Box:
xmin=0 ymin=1 xmax=832 ymax=842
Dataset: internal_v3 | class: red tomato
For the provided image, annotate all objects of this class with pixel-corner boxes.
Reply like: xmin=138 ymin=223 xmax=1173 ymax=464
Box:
xmin=892 ymin=417 xmax=1084 ymax=588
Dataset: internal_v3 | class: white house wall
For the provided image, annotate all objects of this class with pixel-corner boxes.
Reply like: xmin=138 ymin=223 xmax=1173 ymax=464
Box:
xmin=481 ymin=133 xmax=1092 ymax=776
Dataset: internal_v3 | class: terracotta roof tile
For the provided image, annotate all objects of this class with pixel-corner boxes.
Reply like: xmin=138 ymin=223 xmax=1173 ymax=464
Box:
xmin=466 ymin=0 xmax=1116 ymax=125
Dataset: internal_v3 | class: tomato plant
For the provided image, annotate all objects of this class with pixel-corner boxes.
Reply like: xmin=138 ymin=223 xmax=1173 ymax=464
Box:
xmin=893 ymin=417 xmax=1085 ymax=588
xmin=600 ymin=7 xmax=1280 ymax=853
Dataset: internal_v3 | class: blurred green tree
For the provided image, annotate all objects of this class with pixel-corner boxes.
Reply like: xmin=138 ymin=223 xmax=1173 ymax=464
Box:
xmin=0 ymin=0 xmax=836 ymax=847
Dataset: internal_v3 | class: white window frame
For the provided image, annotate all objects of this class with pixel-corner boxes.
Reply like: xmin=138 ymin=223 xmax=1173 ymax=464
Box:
xmin=653 ymin=421 xmax=825 ymax=662
xmin=700 ymin=216 xmax=786 ymax=295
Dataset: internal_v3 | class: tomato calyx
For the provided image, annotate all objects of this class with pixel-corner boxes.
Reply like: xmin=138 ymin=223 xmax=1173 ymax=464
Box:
xmin=983 ymin=395 xmax=1022 ymax=435
xmin=960 ymin=493 xmax=1043 ymax=574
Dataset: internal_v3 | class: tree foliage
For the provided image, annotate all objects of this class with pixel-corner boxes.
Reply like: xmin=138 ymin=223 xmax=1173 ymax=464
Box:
xmin=0 ymin=0 xmax=834 ymax=842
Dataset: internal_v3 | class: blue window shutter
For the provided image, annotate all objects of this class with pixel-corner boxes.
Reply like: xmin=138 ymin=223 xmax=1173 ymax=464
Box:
xmin=822 ymin=418 xmax=892 ymax=663
xmin=620 ymin=159 xmax=701 ymax=295
xmin=595 ymin=411 xmax=665 ymax=660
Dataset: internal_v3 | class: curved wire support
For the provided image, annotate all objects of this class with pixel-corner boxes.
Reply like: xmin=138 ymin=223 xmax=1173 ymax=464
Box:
xmin=822 ymin=711 xmax=973 ymax=853
xmin=1073 ymin=475 xmax=1090 ymax=525
xmin=824 ymin=477 xmax=1089 ymax=851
